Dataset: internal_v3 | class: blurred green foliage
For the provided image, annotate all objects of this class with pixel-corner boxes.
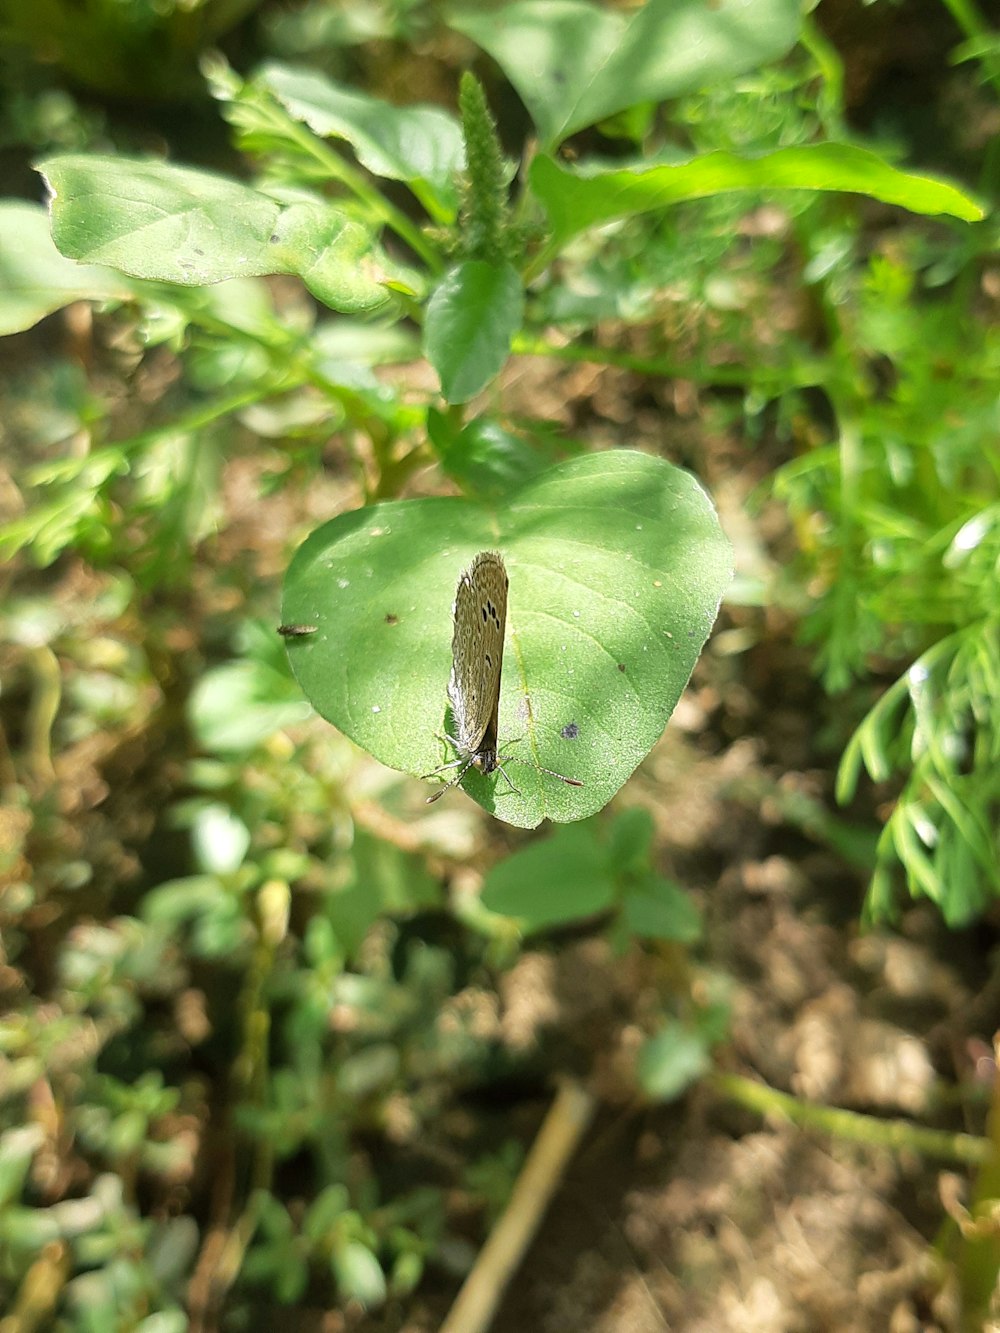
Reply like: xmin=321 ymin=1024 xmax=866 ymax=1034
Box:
xmin=0 ymin=0 xmax=997 ymax=1327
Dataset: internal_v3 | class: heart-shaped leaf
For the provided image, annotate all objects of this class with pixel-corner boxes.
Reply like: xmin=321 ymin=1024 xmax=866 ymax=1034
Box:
xmin=282 ymin=450 xmax=732 ymax=828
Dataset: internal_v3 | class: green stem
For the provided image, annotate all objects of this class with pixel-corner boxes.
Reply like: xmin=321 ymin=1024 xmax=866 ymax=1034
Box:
xmin=258 ymin=100 xmax=442 ymax=272
xmin=713 ymin=1072 xmax=992 ymax=1165
xmin=512 ymin=332 xmax=827 ymax=393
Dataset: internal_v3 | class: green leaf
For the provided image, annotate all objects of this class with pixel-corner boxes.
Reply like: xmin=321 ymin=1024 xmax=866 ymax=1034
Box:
xmin=282 ymin=451 xmax=733 ymax=828
xmin=481 ymin=824 xmax=614 ymax=929
xmin=274 ymin=1255 xmax=309 ymax=1305
xmin=0 ymin=1206 xmax=61 ymax=1251
xmin=189 ymin=661 xmax=312 ymax=754
xmin=191 ymin=803 xmax=251 ymax=876
xmin=38 ymin=155 xmax=396 ymax=312
xmin=426 ymin=410 xmax=557 ymax=500
xmin=531 ymin=145 xmax=985 ymax=248
xmin=636 ymin=1023 xmax=710 ymax=1102
xmin=305 ymin=1185 xmax=351 ymax=1241
xmin=0 ymin=202 xmax=127 ymax=335
xmin=448 ymin=0 xmax=801 ymax=148
xmin=332 ymin=1240 xmax=387 ymax=1309
xmin=136 ymin=1314 xmax=188 ymax=1333
xmin=141 ymin=875 xmax=249 ymax=959
xmin=607 ymin=806 xmax=654 ymax=875
xmin=39 ymin=154 xmax=281 ymax=284
xmin=0 ymin=1125 xmax=44 ymax=1209
xmin=326 ymin=830 xmax=441 ymax=956
xmin=424 ymin=261 xmax=524 ymax=403
xmin=258 ymin=62 xmax=464 ymax=219
xmin=265 ymin=201 xmax=403 ymax=311
xmin=621 ymin=873 xmax=701 ymax=943
xmin=389 ymin=1249 xmax=425 ymax=1297
xmin=335 ymin=1045 xmax=401 ymax=1098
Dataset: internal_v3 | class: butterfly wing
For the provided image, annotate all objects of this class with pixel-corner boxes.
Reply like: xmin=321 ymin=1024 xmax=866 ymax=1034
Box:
xmin=447 ymin=550 xmax=508 ymax=757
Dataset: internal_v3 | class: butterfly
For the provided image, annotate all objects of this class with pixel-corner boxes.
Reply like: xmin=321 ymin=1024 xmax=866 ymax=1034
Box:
xmin=424 ymin=550 xmax=582 ymax=803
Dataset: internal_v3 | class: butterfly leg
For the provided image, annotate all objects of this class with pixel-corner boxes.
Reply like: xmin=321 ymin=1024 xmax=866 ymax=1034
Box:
xmin=424 ymin=753 xmax=478 ymax=803
xmin=492 ymin=759 xmax=521 ymax=797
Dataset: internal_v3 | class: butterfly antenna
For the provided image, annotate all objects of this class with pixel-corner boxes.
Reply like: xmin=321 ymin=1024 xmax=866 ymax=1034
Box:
xmin=503 ymin=752 xmax=583 ymax=788
xmin=538 ymin=766 xmax=583 ymax=788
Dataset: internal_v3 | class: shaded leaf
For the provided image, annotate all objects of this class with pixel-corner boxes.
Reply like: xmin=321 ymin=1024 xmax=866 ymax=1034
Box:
xmin=449 ymin=0 xmax=800 ymax=148
xmin=481 ymin=824 xmax=613 ymax=929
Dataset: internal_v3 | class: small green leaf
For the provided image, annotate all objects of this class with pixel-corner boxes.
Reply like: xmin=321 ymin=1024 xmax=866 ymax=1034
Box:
xmin=335 ymin=1045 xmax=401 ymax=1097
xmin=424 ymin=260 xmax=524 ymax=403
xmin=189 ymin=661 xmax=312 ymax=754
xmin=426 ymin=411 xmax=555 ymax=499
xmin=0 ymin=1206 xmax=61 ymax=1250
xmin=107 ymin=1109 xmax=147 ymax=1157
xmin=636 ymin=1023 xmax=710 ymax=1102
xmin=531 ymin=146 xmax=985 ymax=248
xmin=136 ymin=1313 xmax=188 ymax=1333
xmin=481 ymin=824 xmax=614 ymax=929
xmin=390 ymin=1248 xmax=425 ymax=1296
xmin=621 ymin=874 xmax=701 ymax=943
xmin=136 ymin=1311 xmax=189 ymax=1333
xmin=267 ymin=201 xmax=404 ymax=313
xmin=305 ymin=1186 xmax=351 ymax=1241
xmin=141 ymin=875 xmax=249 ymax=958
xmin=191 ymin=804 xmax=251 ymax=876
xmin=326 ymin=831 xmax=440 ymax=956
xmin=0 ymin=1125 xmax=45 ymax=1209
xmin=281 ymin=451 xmax=733 ymax=827
xmin=332 ymin=1240 xmax=387 ymax=1308
xmin=607 ymin=807 xmax=655 ymax=875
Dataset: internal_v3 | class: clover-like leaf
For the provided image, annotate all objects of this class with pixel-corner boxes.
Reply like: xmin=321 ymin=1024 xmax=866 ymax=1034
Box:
xmin=282 ymin=450 xmax=732 ymax=828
